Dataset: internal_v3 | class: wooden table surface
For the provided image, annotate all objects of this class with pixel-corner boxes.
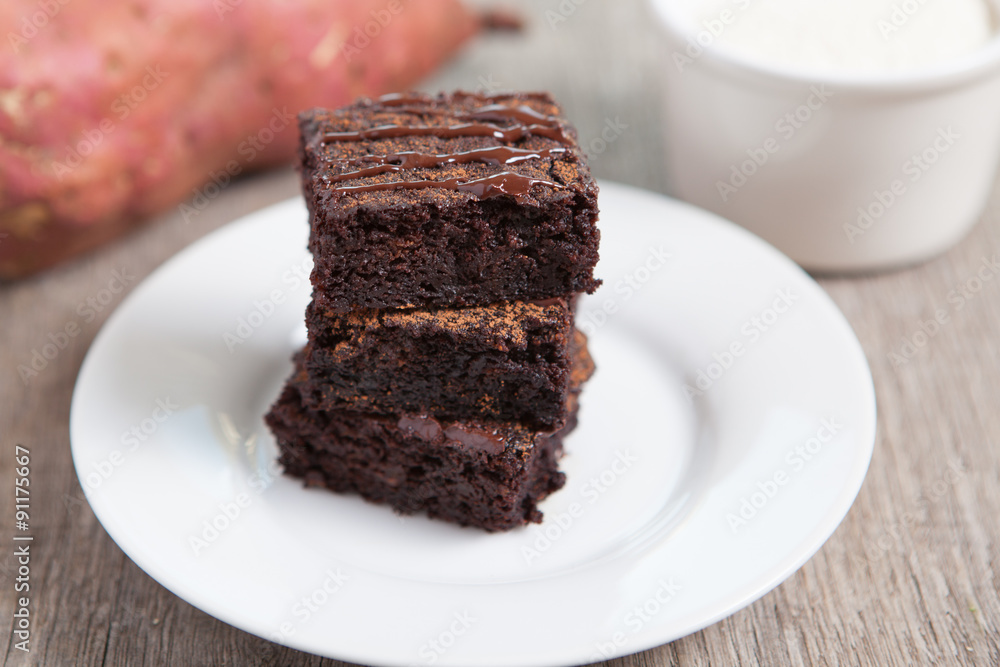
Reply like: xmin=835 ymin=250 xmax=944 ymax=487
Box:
xmin=2 ymin=1 xmax=999 ymax=665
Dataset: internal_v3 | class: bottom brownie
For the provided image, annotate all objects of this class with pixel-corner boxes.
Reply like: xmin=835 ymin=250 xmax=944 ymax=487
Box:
xmin=266 ymin=384 xmax=576 ymax=531
xmin=265 ymin=333 xmax=594 ymax=531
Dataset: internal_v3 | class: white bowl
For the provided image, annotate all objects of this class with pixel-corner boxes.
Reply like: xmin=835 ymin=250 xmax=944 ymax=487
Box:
xmin=650 ymin=0 xmax=1000 ymax=272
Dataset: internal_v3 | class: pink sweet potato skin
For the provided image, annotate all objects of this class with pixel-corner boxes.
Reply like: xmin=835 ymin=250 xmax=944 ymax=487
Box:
xmin=0 ymin=0 xmax=478 ymax=278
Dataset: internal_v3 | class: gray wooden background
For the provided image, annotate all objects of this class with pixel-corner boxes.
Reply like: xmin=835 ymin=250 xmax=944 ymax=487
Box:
xmin=2 ymin=0 xmax=999 ymax=664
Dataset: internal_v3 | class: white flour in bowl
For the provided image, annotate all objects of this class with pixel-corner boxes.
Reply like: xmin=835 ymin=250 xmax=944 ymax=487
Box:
xmin=688 ymin=0 xmax=995 ymax=73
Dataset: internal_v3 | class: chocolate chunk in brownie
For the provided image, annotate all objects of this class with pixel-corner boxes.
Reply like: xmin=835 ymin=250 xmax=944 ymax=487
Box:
xmin=299 ymin=297 xmax=583 ymax=430
xmin=299 ymin=91 xmax=601 ymax=311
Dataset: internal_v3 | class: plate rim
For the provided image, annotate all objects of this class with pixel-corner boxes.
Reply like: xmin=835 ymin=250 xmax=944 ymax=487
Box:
xmin=70 ymin=180 xmax=877 ymax=667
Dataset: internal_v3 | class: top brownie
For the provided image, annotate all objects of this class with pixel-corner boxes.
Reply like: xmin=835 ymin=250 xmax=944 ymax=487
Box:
xmin=299 ymin=91 xmax=601 ymax=311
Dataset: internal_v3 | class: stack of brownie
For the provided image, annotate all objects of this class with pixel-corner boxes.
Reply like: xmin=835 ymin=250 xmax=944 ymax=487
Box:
xmin=265 ymin=91 xmax=601 ymax=531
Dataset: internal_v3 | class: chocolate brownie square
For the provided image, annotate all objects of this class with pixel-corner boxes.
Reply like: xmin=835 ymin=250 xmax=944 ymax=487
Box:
xmin=299 ymin=91 xmax=601 ymax=311
xmin=298 ymin=297 xmax=581 ymax=430
xmin=265 ymin=339 xmax=593 ymax=531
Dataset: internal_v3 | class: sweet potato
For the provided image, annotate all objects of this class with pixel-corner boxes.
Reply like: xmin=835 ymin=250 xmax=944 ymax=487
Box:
xmin=0 ymin=0 xmax=479 ymax=278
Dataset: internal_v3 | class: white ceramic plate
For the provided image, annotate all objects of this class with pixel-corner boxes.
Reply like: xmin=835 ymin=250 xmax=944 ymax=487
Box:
xmin=70 ymin=181 xmax=876 ymax=667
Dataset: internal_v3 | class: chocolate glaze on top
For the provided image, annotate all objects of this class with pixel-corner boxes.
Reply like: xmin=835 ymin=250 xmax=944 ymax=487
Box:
xmin=322 ymin=121 xmax=574 ymax=146
xmin=325 ymin=146 xmax=568 ymax=185
xmin=330 ymin=172 xmax=564 ymax=202
xmin=376 ymin=91 xmax=552 ymax=106
xmin=315 ymin=93 xmax=583 ymax=202
xmin=374 ymin=92 xmax=435 ymax=107
xmin=458 ymin=103 xmax=559 ymax=126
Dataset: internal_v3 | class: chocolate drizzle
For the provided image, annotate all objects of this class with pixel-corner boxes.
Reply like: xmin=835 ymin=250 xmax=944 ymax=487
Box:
xmin=376 ymin=91 xmax=551 ymax=106
xmin=319 ymin=96 xmax=575 ymax=201
xmin=458 ymin=103 xmax=559 ymax=126
xmin=375 ymin=92 xmax=434 ymax=107
xmin=325 ymin=146 xmax=568 ymax=184
xmin=330 ymin=172 xmax=564 ymax=202
xmin=322 ymin=121 xmax=573 ymax=146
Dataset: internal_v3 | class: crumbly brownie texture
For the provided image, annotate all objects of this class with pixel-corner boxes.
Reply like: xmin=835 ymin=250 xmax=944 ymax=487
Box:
xmin=298 ymin=297 xmax=578 ymax=430
xmin=299 ymin=91 xmax=601 ymax=311
xmin=265 ymin=336 xmax=594 ymax=532
xmin=267 ymin=385 xmax=575 ymax=531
